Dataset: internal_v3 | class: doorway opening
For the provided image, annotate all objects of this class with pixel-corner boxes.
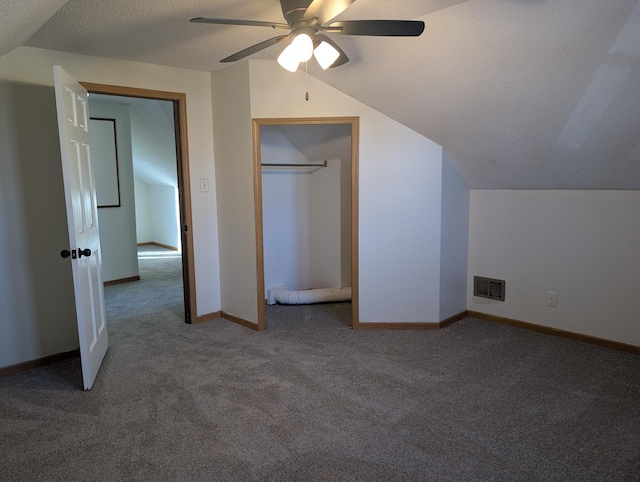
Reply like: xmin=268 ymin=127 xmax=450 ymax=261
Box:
xmin=81 ymin=82 xmax=196 ymax=324
xmin=252 ymin=117 xmax=360 ymax=330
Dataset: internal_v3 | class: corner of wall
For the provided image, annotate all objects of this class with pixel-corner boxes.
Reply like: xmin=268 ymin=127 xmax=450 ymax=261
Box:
xmin=439 ymin=150 xmax=470 ymax=320
xmin=211 ymin=61 xmax=259 ymax=324
xmin=0 ymin=80 xmax=79 ymax=367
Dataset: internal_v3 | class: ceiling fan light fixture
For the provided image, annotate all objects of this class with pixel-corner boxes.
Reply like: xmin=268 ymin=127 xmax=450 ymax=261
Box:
xmin=277 ymin=44 xmax=300 ymax=72
xmin=314 ymin=41 xmax=340 ymax=69
xmin=192 ymin=2 xmax=426 ymax=69
xmin=291 ymin=33 xmax=314 ymax=62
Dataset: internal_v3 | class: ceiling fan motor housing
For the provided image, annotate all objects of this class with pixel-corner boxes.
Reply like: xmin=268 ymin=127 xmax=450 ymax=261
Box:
xmin=281 ymin=0 xmax=314 ymax=25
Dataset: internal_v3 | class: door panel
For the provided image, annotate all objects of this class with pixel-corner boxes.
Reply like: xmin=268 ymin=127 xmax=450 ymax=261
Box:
xmin=54 ymin=65 xmax=108 ymax=390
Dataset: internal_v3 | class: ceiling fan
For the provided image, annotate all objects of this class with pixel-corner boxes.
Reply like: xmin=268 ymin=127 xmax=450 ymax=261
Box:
xmin=190 ymin=0 xmax=425 ymax=72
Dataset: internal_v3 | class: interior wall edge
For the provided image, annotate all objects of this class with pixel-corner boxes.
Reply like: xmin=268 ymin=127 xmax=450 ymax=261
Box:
xmin=221 ymin=311 xmax=262 ymax=331
xmin=193 ymin=310 xmax=222 ymax=324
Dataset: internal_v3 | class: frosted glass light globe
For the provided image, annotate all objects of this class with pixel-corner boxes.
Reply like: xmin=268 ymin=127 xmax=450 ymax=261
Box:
xmin=277 ymin=44 xmax=300 ymax=72
xmin=314 ymin=41 xmax=340 ymax=69
xmin=291 ymin=33 xmax=313 ymax=62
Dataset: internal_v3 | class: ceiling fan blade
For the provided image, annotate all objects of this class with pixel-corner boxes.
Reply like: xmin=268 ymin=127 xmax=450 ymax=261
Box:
xmin=190 ymin=17 xmax=289 ymax=29
xmin=221 ymin=35 xmax=292 ymax=63
xmin=314 ymin=34 xmax=349 ymax=68
xmin=304 ymin=0 xmax=355 ymax=24
xmin=327 ymin=20 xmax=425 ymax=36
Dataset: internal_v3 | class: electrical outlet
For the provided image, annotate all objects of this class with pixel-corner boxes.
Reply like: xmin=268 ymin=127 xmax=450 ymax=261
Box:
xmin=546 ymin=291 xmax=557 ymax=307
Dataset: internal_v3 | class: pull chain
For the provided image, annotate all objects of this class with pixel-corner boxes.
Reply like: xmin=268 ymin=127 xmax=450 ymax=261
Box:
xmin=305 ymin=61 xmax=309 ymax=101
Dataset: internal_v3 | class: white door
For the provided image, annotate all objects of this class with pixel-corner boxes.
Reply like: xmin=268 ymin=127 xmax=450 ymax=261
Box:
xmin=54 ymin=65 xmax=108 ymax=390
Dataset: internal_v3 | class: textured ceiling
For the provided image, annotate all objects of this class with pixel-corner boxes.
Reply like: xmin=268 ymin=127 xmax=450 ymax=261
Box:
xmin=0 ymin=0 xmax=69 ymax=57
xmin=6 ymin=0 xmax=640 ymax=189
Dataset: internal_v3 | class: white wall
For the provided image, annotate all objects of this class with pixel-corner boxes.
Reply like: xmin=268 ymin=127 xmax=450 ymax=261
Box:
xmin=439 ymin=151 xmax=470 ymax=319
xmin=468 ymin=190 xmax=640 ymax=346
xmin=261 ymin=128 xmax=312 ymax=293
xmin=149 ymin=185 xmax=180 ymax=249
xmin=249 ymin=60 xmax=444 ymax=323
xmin=262 ymin=172 xmax=312 ymax=292
xmin=122 ymin=96 xmax=181 ymax=249
xmin=134 ymin=175 xmax=152 ymax=243
xmin=340 ymin=158 xmax=352 ymax=288
xmin=0 ymin=46 xmax=220 ymax=318
xmin=89 ymin=99 xmax=138 ymax=283
xmin=0 ymin=81 xmax=78 ymax=367
xmin=211 ymin=62 xmax=256 ymax=322
xmin=309 ymin=158 xmax=343 ymax=289
xmin=133 ymin=177 xmax=179 ymax=249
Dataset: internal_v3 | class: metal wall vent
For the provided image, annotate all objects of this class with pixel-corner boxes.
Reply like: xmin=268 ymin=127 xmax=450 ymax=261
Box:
xmin=474 ymin=276 xmax=505 ymax=301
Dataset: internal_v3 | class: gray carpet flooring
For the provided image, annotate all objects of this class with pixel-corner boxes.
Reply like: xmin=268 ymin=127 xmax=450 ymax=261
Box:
xmin=1 ymin=247 xmax=639 ymax=481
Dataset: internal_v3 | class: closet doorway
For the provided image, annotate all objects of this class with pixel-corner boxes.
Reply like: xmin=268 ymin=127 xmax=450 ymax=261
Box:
xmin=252 ymin=117 xmax=360 ymax=330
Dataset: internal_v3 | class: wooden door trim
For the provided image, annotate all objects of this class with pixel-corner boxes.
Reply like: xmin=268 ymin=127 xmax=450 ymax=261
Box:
xmin=252 ymin=116 xmax=360 ymax=330
xmin=80 ymin=82 xmax=197 ymax=324
xmin=252 ymin=123 xmax=266 ymax=330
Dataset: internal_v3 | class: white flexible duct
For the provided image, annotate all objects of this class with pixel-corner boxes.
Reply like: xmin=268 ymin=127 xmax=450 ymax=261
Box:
xmin=272 ymin=287 xmax=351 ymax=305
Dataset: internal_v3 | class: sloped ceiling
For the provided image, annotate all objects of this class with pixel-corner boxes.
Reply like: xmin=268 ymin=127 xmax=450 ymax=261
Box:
xmin=276 ymin=124 xmax=352 ymax=163
xmin=91 ymin=94 xmax=178 ymax=188
xmin=3 ymin=0 xmax=640 ymax=189
xmin=0 ymin=0 xmax=69 ymax=58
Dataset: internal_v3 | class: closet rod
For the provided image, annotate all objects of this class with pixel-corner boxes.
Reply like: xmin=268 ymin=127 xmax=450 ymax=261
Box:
xmin=261 ymin=161 xmax=327 ymax=168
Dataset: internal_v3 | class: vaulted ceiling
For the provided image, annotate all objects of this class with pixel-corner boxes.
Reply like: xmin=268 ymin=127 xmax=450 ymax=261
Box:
xmin=90 ymin=94 xmax=179 ymax=188
xmin=3 ymin=0 xmax=640 ymax=189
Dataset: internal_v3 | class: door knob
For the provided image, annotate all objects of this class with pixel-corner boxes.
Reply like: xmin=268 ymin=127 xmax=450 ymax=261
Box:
xmin=60 ymin=249 xmax=71 ymax=259
xmin=78 ymin=248 xmax=92 ymax=258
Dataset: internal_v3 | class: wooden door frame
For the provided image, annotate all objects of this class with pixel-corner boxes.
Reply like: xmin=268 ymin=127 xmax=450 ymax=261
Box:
xmin=252 ymin=116 xmax=360 ymax=330
xmin=80 ymin=82 xmax=197 ymax=324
